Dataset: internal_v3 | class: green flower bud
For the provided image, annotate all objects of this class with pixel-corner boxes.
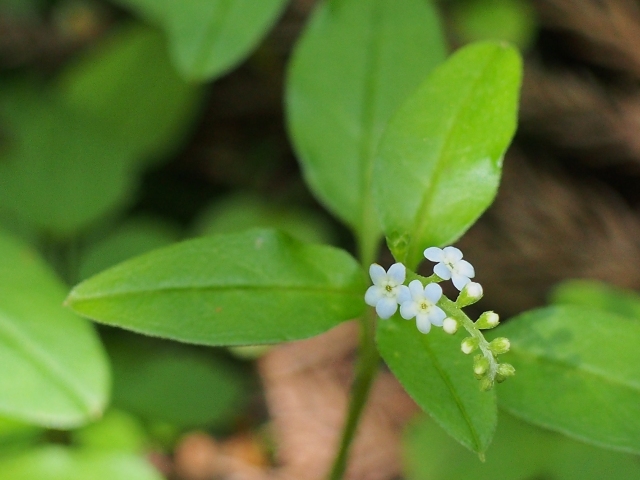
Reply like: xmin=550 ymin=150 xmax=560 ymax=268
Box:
xmin=442 ymin=317 xmax=458 ymax=335
xmin=476 ymin=311 xmax=500 ymax=329
xmin=488 ymin=337 xmax=510 ymax=355
xmin=456 ymin=282 xmax=483 ymax=307
xmin=496 ymin=363 xmax=516 ymax=383
xmin=479 ymin=377 xmax=494 ymax=391
xmin=461 ymin=337 xmax=479 ymax=354
xmin=473 ymin=355 xmax=489 ymax=377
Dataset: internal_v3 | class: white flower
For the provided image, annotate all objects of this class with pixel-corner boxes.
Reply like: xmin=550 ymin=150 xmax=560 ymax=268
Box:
xmin=364 ymin=263 xmax=406 ymax=319
xmin=424 ymin=246 xmax=475 ymax=291
xmin=398 ymin=280 xmax=446 ymax=334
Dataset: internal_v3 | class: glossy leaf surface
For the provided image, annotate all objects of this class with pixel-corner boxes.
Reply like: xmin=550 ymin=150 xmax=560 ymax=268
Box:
xmin=495 ymin=305 xmax=640 ymax=454
xmin=67 ymin=229 xmax=366 ymax=345
xmin=377 ymin=317 xmax=496 ymax=454
xmin=374 ymin=41 xmax=522 ymax=268
xmin=552 ymin=279 xmax=640 ymax=320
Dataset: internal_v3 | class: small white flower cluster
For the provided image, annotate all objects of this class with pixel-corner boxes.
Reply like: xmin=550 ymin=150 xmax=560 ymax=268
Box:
xmin=365 ymin=246 xmax=481 ymax=334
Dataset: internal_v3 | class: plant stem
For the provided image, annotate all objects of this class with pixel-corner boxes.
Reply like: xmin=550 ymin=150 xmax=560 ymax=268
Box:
xmin=328 ymin=309 xmax=380 ymax=480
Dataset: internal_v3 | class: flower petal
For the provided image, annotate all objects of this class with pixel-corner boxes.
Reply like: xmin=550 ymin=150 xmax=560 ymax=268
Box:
xmin=433 ymin=262 xmax=452 ymax=280
xmin=376 ymin=297 xmax=398 ymax=319
xmin=428 ymin=306 xmax=446 ymax=327
xmin=423 ymin=283 xmax=443 ymax=303
xmin=364 ymin=285 xmax=383 ymax=307
xmin=424 ymin=247 xmax=444 ymax=262
xmin=400 ymin=301 xmax=418 ymax=320
xmin=452 ymin=273 xmax=471 ymax=291
xmin=416 ymin=314 xmax=432 ymax=334
xmin=408 ymin=280 xmax=424 ymax=299
xmin=397 ymin=285 xmax=411 ymax=305
xmin=455 ymin=260 xmax=475 ymax=278
xmin=442 ymin=246 xmax=463 ymax=262
xmin=387 ymin=262 xmax=406 ymax=284
xmin=369 ymin=263 xmax=387 ymax=285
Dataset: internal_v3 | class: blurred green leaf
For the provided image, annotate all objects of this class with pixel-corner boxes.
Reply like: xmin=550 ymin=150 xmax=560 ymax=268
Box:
xmin=495 ymin=305 xmax=640 ymax=454
xmin=377 ymin=318 xmax=496 ymax=455
xmin=79 ymin=218 xmax=179 ymax=281
xmin=0 ymin=231 xmax=109 ymax=428
xmin=108 ymin=334 xmax=248 ymax=428
xmin=451 ymin=0 xmax=537 ymax=49
xmin=113 ymin=0 xmax=288 ymax=81
xmin=552 ymin=279 xmax=640 ymax=320
xmin=0 ymin=447 xmax=162 ymax=480
xmin=194 ymin=193 xmax=335 ymax=245
xmin=0 ymin=88 xmax=136 ymax=238
xmin=286 ymin=0 xmax=446 ymax=251
xmin=0 ymin=417 xmax=42 ymax=456
xmin=404 ymin=412 xmax=640 ymax=480
xmin=57 ymin=24 xmax=203 ymax=166
xmin=72 ymin=410 xmax=148 ymax=454
xmin=374 ymin=41 xmax=522 ymax=268
xmin=66 ymin=229 xmax=366 ymax=345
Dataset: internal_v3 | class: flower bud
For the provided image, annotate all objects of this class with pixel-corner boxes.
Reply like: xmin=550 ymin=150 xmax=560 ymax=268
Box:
xmin=496 ymin=363 xmax=516 ymax=383
xmin=488 ymin=337 xmax=510 ymax=355
xmin=456 ymin=282 xmax=483 ymax=307
xmin=479 ymin=377 xmax=494 ymax=391
xmin=473 ymin=355 xmax=489 ymax=377
xmin=461 ymin=337 xmax=478 ymax=354
xmin=442 ymin=317 xmax=458 ymax=335
xmin=476 ymin=311 xmax=499 ymax=329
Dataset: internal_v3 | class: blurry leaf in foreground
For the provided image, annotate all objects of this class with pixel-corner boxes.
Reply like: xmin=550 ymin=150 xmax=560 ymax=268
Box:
xmin=193 ymin=193 xmax=335 ymax=245
xmin=107 ymin=334 xmax=249 ymax=429
xmin=551 ymin=279 xmax=640 ymax=320
xmin=66 ymin=229 xmax=366 ymax=346
xmin=72 ymin=409 xmax=149 ymax=454
xmin=404 ymin=412 xmax=640 ymax=480
xmin=79 ymin=217 xmax=179 ymax=281
xmin=56 ymin=24 xmax=203 ymax=167
xmin=0 ymin=231 xmax=109 ymax=428
xmin=494 ymin=305 xmax=640 ymax=454
xmin=113 ymin=0 xmax=288 ymax=81
xmin=0 ymin=446 xmax=163 ymax=480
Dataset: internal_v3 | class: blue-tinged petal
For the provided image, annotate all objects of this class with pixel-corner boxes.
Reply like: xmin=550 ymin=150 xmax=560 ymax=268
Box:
xmin=365 ymin=285 xmax=383 ymax=306
xmin=416 ymin=314 xmax=432 ymax=334
xmin=428 ymin=306 xmax=446 ymax=327
xmin=424 ymin=283 xmax=442 ymax=303
xmin=452 ymin=273 xmax=470 ymax=291
xmin=456 ymin=259 xmax=475 ymax=278
xmin=369 ymin=263 xmax=387 ymax=285
xmin=433 ymin=262 xmax=451 ymax=280
xmin=408 ymin=279 xmax=424 ymax=298
xmin=397 ymin=285 xmax=411 ymax=304
xmin=400 ymin=301 xmax=418 ymax=320
xmin=376 ymin=297 xmax=398 ymax=319
xmin=424 ymin=247 xmax=444 ymax=262
xmin=387 ymin=262 xmax=406 ymax=284
xmin=442 ymin=246 xmax=463 ymax=262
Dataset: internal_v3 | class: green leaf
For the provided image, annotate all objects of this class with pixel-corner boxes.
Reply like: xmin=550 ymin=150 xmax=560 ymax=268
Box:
xmin=113 ymin=0 xmax=288 ymax=81
xmin=79 ymin=218 xmax=179 ymax=281
xmin=0 ymin=231 xmax=109 ymax=428
xmin=377 ymin=317 xmax=496 ymax=455
xmin=0 ymin=87 xmax=136 ymax=237
xmin=56 ymin=24 xmax=203 ymax=166
xmin=0 ymin=447 xmax=163 ymax=480
xmin=72 ymin=410 xmax=149 ymax=454
xmin=552 ymin=279 xmax=640 ymax=320
xmin=108 ymin=334 xmax=249 ymax=428
xmin=404 ymin=412 xmax=640 ymax=480
xmin=66 ymin=229 xmax=366 ymax=345
xmin=286 ymin=0 xmax=446 ymax=248
xmin=374 ymin=41 xmax=522 ymax=268
xmin=194 ymin=193 xmax=335 ymax=245
xmin=495 ymin=305 xmax=640 ymax=454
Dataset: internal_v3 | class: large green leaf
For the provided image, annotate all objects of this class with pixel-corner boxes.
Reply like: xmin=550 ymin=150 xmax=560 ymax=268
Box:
xmin=66 ymin=229 xmax=366 ymax=345
xmin=114 ymin=0 xmax=288 ymax=81
xmin=0 ymin=447 xmax=162 ymax=480
xmin=0 ymin=231 xmax=109 ymax=428
xmin=377 ymin=317 xmax=496 ymax=455
xmin=552 ymin=279 xmax=640 ymax=320
xmin=108 ymin=334 xmax=248 ymax=428
xmin=374 ymin=41 xmax=522 ymax=268
xmin=286 ymin=0 xmax=446 ymax=250
xmin=495 ymin=305 xmax=640 ymax=454
xmin=56 ymin=24 xmax=203 ymax=166
xmin=404 ymin=412 xmax=640 ymax=480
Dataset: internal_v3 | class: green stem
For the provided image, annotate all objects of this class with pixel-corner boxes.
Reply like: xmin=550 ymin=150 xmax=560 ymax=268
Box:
xmin=328 ymin=309 xmax=380 ymax=480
